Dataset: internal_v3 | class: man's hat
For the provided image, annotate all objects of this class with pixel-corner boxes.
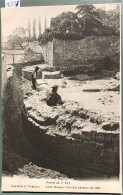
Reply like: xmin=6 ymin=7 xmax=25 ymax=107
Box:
xmin=51 ymin=84 xmax=59 ymax=88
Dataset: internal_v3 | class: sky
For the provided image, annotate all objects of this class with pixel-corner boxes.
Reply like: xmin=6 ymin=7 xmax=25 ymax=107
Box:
xmin=1 ymin=3 xmax=120 ymax=40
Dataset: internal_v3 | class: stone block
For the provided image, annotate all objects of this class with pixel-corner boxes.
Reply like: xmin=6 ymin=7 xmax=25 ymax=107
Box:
xmin=90 ymin=141 xmax=96 ymax=148
xmin=24 ymin=102 xmax=32 ymax=111
xmin=22 ymin=69 xmax=42 ymax=81
xmin=96 ymin=143 xmax=104 ymax=149
xmin=79 ymin=134 xmax=86 ymax=140
xmin=104 ymin=133 xmax=112 ymax=143
xmin=82 ymin=131 xmax=91 ymax=136
xmin=112 ymin=134 xmax=119 ymax=143
xmin=71 ymin=133 xmax=86 ymax=140
xmin=96 ymin=132 xmax=106 ymax=143
xmin=42 ymin=71 xmax=62 ymax=79
xmin=85 ymin=135 xmax=91 ymax=141
xmin=79 ymin=111 xmax=89 ymax=119
xmin=91 ymin=131 xmax=97 ymax=141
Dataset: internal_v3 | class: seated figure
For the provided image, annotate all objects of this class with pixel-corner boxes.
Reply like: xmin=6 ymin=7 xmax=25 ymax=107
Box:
xmin=46 ymin=85 xmax=64 ymax=106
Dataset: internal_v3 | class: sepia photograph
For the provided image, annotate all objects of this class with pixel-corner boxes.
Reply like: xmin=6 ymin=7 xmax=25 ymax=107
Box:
xmin=1 ymin=3 xmax=122 ymax=193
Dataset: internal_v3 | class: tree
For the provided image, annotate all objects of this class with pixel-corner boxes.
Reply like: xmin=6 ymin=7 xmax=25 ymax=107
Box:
xmin=50 ymin=12 xmax=81 ymax=39
xmin=8 ymin=35 xmax=24 ymax=48
xmin=97 ymin=6 xmax=120 ymax=35
xmin=39 ymin=17 xmax=42 ymax=38
xmin=44 ymin=15 xmax=47 ymax=31
xmin=7 ymin=26 xmax=28 ymax=48
xmin=12 ymin=27 xmax=27 ymax=38
xmin=38 ymin=28 xmax=53 ymax=45
xmin=28 ymin=18 xmax=31 ymax=39
xmin=76 ymin=5 xmax=104 ymax=36
xmin=105 ymin=6 xmax=120 ymax=35
xmin=33 ymin=18 xmax=36 ymax=40
xmin=38 ymin=5 xmax=119 ymax=45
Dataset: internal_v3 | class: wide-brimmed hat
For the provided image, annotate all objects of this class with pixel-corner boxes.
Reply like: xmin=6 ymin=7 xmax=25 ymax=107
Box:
xmin=51 ymin=84 xmax=59 ymax=88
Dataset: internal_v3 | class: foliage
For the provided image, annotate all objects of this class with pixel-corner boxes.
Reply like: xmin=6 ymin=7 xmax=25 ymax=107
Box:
xmin=38 ymin=5 xmax=119 ymax=45
xmin=38 ymin=12 xmax=82 ymax=45
xmin=38 ymin=17 xmax=42 ymax=38
xmin=97 ymin=5 xmax=120 ymax=35
xmin=76 ymin=5 xmax=103 ymax=36
xmin=8 ymin=26 xmax=29 ymax=48
xmin=12 ymin=27 xmax=27 ymax=38
xmin=28 ymin=18 xmax=31 ymax=39
xmin=33 ymin=19 xmax=36 ymax=39
xmin=38 ymin=28 xmax=53 ymax=45
xmin=50 ymin=12 xmax=81 ymax=37
xmin=76 ymin=5 xmax=116 ymax=36
xmin=8 ymin=35 xmax=29 ymax=48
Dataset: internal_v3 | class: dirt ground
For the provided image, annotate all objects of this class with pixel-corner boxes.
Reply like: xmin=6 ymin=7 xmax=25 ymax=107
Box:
xmin=22 ymin=76 xmax=120 ymax=135
xmin=3 ymin=74 xmax=120 ymax=180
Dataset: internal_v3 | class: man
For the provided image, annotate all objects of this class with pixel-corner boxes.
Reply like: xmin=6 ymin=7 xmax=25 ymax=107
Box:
xmin=46 ymin=85 xmax=64 ymax=106
xmin=32 ymin=66 xmax=39 ymax=90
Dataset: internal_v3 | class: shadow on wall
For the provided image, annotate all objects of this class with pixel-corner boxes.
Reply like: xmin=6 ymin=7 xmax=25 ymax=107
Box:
xmin=2 ymin=56 xmax=7 ymax=95
xmin=2 ymin=67 xmax=25 ymax=173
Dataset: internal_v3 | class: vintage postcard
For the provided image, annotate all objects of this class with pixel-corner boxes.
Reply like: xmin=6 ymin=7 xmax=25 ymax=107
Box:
xmin=1 ymin=2 xmax=122 ymax=193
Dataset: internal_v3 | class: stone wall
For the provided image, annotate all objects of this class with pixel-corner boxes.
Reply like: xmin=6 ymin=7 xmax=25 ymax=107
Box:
xmin=22 ymin=117 xmax=119 ymax=177
xmin=53 ymin=37 xmax=120 ymax=68
xmin=41 ymin=36 xmax=120 ymax=70
xmin=41 ymin=41 xmax=53 ymax=65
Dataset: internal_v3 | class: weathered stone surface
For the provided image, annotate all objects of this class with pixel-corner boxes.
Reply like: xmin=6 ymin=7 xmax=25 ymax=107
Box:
xmin=104 ymin=133 xmax=112 ymax=143
xmin=79 ymin=110 xmax=89 ymax=119
xmin=91 ymin=131 xmax=97 ymax=141
xmin=41 ymin=37 xmax=119 ymax=68
xmin=24 ymin=102 xmax=32 ymax=111
xmin=21 ymin=76 xmax=120 ymax=177
xmin=115 ymin=72 xmax=120 ymax=80
xmin=96 ymin=132 xmax=105 ymax=142
xmin=83 ymin=89 xmax=101 ymax=92
xmin=22 ymin=69 xmax=42 ymax=81
xmin=112 ymin=134 xmax=119 ymax=143
xmin=42 ymin=71 xmax=62 ymax=79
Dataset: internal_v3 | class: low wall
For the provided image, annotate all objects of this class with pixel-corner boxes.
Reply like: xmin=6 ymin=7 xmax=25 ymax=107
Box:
xmin=22 ymin=69 xmax=42 ymax=81
xmin=22 ymin=115 xmax=119 ymax=178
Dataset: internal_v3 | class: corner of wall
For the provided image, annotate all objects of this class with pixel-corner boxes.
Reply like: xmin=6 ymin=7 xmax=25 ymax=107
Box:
xmin=52 ymin=38 xmax=55 ymax=66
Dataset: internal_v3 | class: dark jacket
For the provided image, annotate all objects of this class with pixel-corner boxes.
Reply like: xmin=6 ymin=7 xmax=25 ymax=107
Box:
xmin=46 ymin=92 xmax=62 ymax=106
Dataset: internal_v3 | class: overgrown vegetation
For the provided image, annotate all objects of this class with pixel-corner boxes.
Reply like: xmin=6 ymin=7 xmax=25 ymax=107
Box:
xmin=38 ymin=5 xmax=120 ymax=45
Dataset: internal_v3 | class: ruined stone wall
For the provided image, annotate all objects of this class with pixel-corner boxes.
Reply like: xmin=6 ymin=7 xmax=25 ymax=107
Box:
xmin=41 ymin=41 xmax=53 ymax=65
xmin=22 ymin=117 xmax=119 ymax=177
xmin=53 ymin=36 xmax=120 ymax=68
